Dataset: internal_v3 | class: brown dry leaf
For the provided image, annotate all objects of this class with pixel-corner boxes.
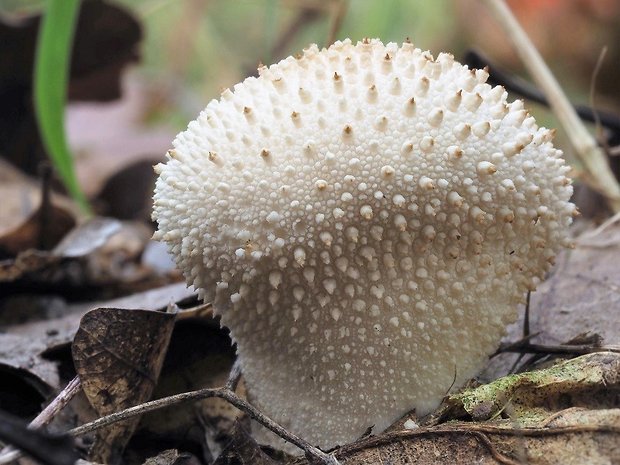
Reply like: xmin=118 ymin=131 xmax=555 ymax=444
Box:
xmin=6 ymin=282 xmax=195 ymax=358
xmin=0 ymin=334 xmax=59 ymax=419
xmin=95 ymin=159 xmax=160 ymax=222
xmin=531 ymin=223 xmax=620 ymax=344
xmin=142 ymin=449 xmax=201 ymax=465
xmin=138 ymin=317 xmax=240 ymax=462
xmin=53 ymin=218 xmax=122 ymax=258
xmin=0 ymin=214 xmax=175 ymax=300
xmin=0 ymin=217 xmax=120 ymax=283
xmin=0 ymin=203 xmax=75 ymax=259
xmin=0 ymin=159 xmax=80 ymax=252
xmin=0 ymin=249 xmax=59 ymax=283
xmin=290 ymin=353 xmax=619 ymax=465
xmin=213 ymin=422 xmax=282 ymax=465
xmin=0 ymin=283 xmax=195 ymax=455
xmin=484 ymin=221 xmax=620 ymax=380
xmin=72 ymin=308 xmax=175 ymax=463
xmin=443 ymin=352 xmax=619 ymax=423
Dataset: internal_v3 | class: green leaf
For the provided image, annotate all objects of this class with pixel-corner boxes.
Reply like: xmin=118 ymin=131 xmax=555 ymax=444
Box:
xmin=34 ymin=0 xmax=91 ymax=214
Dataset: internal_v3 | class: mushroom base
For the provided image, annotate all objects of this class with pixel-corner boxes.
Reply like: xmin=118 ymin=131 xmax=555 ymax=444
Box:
xmin=219 ymin=278 xmax=521 ymax=450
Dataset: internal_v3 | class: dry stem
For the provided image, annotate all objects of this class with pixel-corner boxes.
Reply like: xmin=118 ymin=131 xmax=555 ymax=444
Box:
xmin=69 ymin=364 xmax=339 ymax=465
xmin=287 ymin=422 xmax=620 ymax=464
xmin=0 ymin=366 xmax=339 ymax=465
xmin=498 ymin=341 xmax=620 ymax=356
xmin=0 ymin=376 xmax=82 ymax=465
xmin=326 ymin=0 xmax=348 ymax=47
xmin=481 ymin=0 xmax=620 ymax=212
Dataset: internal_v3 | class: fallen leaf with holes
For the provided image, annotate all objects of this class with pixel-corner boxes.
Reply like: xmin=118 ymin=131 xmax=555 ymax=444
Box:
xmin=290 ymin=353 xmax=619 ymax=465
xmin=72 ymin=308 xmax=175 ymax=463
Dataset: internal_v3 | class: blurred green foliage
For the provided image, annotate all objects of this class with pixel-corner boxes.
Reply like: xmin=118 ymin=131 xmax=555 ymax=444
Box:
xmin=111 ymin=0 xmax=454 ymax=126
xmin=3 ymin=0 xmax=455 ymax=132
xmin=0 ymin=0 xmax=451 ymax=209
xmin=34 ymin=0 xmax=91 ymax=212
xmin=3 ymin=0 xmax=606 ymax=200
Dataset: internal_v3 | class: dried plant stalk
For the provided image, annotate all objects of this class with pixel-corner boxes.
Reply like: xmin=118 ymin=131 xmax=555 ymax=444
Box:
xmin=481 ymin=0 xmax=620 ymax=212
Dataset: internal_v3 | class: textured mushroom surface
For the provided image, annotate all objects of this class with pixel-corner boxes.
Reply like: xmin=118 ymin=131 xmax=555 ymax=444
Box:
xmin=153 ymin=39 xmax=576 ymax=449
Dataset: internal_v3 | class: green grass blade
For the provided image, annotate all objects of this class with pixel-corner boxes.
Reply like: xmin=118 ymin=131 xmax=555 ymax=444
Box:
xmin=34 ymin=0 xmax=91 ymax=214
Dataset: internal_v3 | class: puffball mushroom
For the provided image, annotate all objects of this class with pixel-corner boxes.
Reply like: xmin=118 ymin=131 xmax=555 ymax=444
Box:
xmin=153 ymin=39 xmax=576 ymax=449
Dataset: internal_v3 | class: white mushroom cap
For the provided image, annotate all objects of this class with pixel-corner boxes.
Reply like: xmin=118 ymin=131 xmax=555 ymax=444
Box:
xmin=153 ymin=39 xmax=575 ymax=449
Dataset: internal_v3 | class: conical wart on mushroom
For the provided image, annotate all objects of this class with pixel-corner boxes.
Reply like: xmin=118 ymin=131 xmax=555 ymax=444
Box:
xmin=153 ymin=39 xmax=576 ymax=449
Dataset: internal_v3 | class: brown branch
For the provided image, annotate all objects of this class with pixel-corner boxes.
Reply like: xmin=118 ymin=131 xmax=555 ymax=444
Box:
xmin=38 ymin=163 xmax=53 ymax=250
xmin=32 ymin=376 xmax=82 ymax=429
xmin=325 ymin=0 xmax=348 ymax=47
xmin=270 ymin=7 xmax=322 ymax=61
xmin=538 ymin=407 xmax=586 ymax=428
xmin=588 ymin=47 xmax=608 ymax=152
xmin=481 ymin=0 xmax=620 ymax=212
xmin=0 ymin=376 xmax=82 ymax=465
xmin=454 ymin=423 xmax=620 ymax=437
xmin=497 ymin=341 xmax=620 ymax=356
xmin=68 ymin=383 xmax=339 ymax=465
xmin=225 ymin=359 xmax=243 ymax=391
xmin=331 ymin=423 xmax=620 ymax=462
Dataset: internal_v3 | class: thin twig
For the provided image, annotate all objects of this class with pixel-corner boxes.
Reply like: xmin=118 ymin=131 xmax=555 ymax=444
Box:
xmin=429 ymin=423 xmax=620 ymax=437
xmin=38 ymin=163 xmax=53 ymax=250
xmin=68 ymin=384 xmax=339 ymax=465
xmin=32 ymin=376 xmax=82 ymax=429
xmin=333 ymin=423 xmax=620 ymax=460
xmin=522 ymin=291 xmax=531 ymax=339
xmin=0 ymin=376 xmax=82 ymax=465
xmin=503 ymin=292 xmax=534 ymax=374
xmin=589 ymin=47 xmax=608 ymax=151
xmin=492 ymin=332 xmax=539 ymax=357
xmin=481 ymin=0 xmax=620 ymax=212
xmin=464 ymin=49 xmax=620 ymax=138
xmin=270 ymin=7 xmax=322 ymax=61
xmin=326 ymin=0 xmax=348 ymax=47
xmin=173 ymin=301 xmax=214 ymax=320
xmin=498 ymin=292 xmax=534 ymax=374
xmin=576 ymin=210 xmax=620 ymax=245
xmin=497 ymin=341 xmax=619 ymax=356
xmin=538 ymin=407 xmax=585 ymax=428
xmin=469 ymin=431 xmax=523 ymax=465
xmin=225 ymin=359 xmax=243 ymax=391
